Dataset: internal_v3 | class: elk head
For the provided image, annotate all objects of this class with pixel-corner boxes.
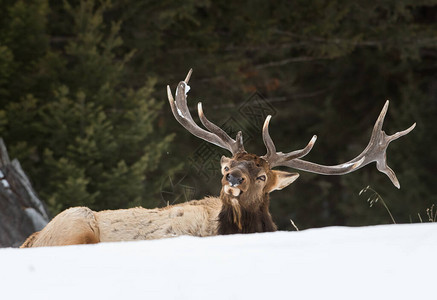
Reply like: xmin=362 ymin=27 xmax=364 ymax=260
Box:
xmin=167 ymin=69 xmax=415 ymax=233
xmin=219 ymin=153 xmax=299 ymax=210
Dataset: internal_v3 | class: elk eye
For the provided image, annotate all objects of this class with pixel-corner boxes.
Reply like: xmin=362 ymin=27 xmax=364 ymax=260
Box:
xmin=257 ymin=175 xmax=266 ymax=181
xmin=224 ymin=166 xmax=229 ymax=172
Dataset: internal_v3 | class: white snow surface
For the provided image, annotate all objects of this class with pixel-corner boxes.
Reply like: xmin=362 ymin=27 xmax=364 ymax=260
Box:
xmin=1 ymin=223 xmax=436 ymax=300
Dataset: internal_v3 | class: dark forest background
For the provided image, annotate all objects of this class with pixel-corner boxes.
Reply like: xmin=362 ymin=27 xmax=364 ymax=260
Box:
xmin=0 ymin=0 xmax=436 ymax=230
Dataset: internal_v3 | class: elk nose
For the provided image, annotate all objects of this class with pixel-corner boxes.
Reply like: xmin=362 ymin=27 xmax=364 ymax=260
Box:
xmin=226 ymin=173 xmax=244 ymax=186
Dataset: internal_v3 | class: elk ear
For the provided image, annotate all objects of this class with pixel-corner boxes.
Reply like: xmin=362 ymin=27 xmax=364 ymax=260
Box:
xmin=220 ymin=156 xmax=231 ymax=175
xmin=220 ymin=156 xmax=231 ymax=166
xmin=267 ymin=171 xmax=299 ymax=193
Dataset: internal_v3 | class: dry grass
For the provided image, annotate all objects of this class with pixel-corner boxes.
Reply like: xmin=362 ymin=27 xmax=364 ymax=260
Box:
xmin=360 ymin=186 xmax=396 ymax=224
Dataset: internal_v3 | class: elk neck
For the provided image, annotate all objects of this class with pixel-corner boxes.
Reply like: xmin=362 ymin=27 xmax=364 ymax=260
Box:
xmin=217 ymin=190 xmax=277 ymax=235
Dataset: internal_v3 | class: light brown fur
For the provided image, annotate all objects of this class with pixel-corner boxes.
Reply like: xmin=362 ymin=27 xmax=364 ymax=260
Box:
xmin=96 ymin=197 xmax=221 ymax=242
xmin=21 ymin=207 xmax=100 ymax=247
xmin=21 ymin=197 xmax=222 ymax=247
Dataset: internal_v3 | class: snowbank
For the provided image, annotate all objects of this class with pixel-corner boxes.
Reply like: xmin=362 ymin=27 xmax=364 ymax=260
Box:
xmin=1 ymin=223 xmax=436 ymax=300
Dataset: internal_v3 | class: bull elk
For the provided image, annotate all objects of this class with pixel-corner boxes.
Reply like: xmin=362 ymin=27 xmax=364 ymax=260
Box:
xmin=21 ymin=69 xmax=415 ymax=247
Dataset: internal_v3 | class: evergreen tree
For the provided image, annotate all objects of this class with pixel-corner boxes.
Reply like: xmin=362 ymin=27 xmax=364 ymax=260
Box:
xmin=0 ymin=0 xmax=174 ymax=214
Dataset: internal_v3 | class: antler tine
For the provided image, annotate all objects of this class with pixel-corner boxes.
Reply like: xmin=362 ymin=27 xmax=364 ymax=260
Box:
xmin=184 ymin=68 xmax=193 ymax=83
xmin=261 ymin=115 xmax=317 ymax=167
xmin=167 ymin=69 xmax=245 ymax=155
xmin=375 ymin=100 xmax=416 ymax=144
xmin=373 ymin=100 xmax=389 ymax=133
xmin=262 ymin=115 xmax=276 ymax=158
xmin=275 ymin=100 xmax=415 ymax=188
xmin=367 ymin=100 xmax=416 ymax=188
xmin=388 ymin=123 xmax=416 ymax=142
xmin=198 ymin=103 xmax=245 ymax=154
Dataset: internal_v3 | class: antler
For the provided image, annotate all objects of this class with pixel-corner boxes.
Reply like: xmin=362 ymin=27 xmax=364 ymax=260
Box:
xmin=167 ymin=69 xmax=245 ymax=155
xmin=262 ymin=101 xmax=416 ymax=188
xmin=261 ymin=115 xmax=318 ymax=166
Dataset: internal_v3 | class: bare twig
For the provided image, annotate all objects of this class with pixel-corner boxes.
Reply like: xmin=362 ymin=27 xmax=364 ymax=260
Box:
xmin=255 ymin=56 xmax=329 ymax=69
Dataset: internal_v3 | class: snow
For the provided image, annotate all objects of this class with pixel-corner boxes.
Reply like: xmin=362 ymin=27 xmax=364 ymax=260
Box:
xmin=177 ymin=107 xmax=185 ymax=118
xmin=175 ymin=82 xmax=190 ymax=118
xmin=175 ymin=82 xmax=190 ymax=97
xmin=1 ymin=179 xmax=9 ymax=188
xmin=184 ymin=82 xmax=190 ymax=94
xmin=1 ymin=223 xmax=436 ymax=300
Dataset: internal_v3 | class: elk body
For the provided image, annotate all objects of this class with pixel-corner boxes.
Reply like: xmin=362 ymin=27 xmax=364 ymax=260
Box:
xmin=21 ymin=70 xmax=415 ymax=248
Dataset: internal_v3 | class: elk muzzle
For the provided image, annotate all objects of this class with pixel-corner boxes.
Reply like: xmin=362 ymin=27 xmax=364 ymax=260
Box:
xmin=223 ymin=171 xmax=246 ymax=197
xmin=226 ymin=173 xmax=244 ymax=187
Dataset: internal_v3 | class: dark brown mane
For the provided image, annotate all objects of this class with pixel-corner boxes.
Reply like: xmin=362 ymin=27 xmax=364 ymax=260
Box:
xmin=217 ymin=192 xmax=277 ymax=235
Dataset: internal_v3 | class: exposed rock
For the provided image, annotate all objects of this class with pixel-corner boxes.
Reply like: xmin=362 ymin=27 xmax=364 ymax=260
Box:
xmin=0 ymin=138 xmax=50 ymax=247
